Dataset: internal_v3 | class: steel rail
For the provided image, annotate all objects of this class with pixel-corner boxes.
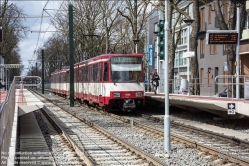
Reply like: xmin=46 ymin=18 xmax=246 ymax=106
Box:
xmin=32 ymin=90 xmax=167 ymax=166
xmin=108 ymin=112 xmax=249 ymax=166
xmin=39 ymin=107 xmax=95 ymax=166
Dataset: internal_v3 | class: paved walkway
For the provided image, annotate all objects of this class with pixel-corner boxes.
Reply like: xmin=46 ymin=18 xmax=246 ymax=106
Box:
xmin=8 ymin=89 xmax=44 ymax=166
xmin=0 ymin=90 xmax=8 ymax=105
xmin=145 ymin=92 xmax=249 ymax=117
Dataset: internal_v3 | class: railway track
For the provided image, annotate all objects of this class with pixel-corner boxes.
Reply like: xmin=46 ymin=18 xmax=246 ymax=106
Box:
xmin=34 ymin=109 xmax=91 ymax=165
xmin=33 ymin=89 xmax=249 ymax=165
xmin=109 ymin=112 xmax=249 ymax=166
xmin=31 ymin=90 xmax=166 ymax=166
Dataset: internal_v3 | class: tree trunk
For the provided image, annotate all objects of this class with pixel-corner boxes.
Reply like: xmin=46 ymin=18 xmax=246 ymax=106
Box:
xmin=190 ymin=0 xmax=200 ymax=95
xmin=214 ymin=0 xmax=247 ymax=98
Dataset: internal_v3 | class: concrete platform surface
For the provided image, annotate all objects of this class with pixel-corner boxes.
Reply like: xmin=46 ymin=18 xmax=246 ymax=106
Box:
xmin=145 ymin=92 xmax=249 ymax=117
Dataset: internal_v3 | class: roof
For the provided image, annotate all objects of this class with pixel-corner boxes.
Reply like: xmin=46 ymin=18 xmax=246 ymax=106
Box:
xmin=0 ymin=64 xmax=24 ymax=68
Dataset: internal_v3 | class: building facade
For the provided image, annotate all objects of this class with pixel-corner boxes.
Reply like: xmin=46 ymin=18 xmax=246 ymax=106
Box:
xmin=147 ymin=1 xmax=249 ymax=96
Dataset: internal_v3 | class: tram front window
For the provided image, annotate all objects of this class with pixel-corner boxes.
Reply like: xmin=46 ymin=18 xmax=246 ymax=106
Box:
xmin=110 ymin=56 xmax=142 ymax=83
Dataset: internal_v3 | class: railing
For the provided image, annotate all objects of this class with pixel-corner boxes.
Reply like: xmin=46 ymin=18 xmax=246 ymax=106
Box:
xmin=0 ymin=76 xmax=41 ymax=164
xmin=168 ymin=75 xmax=249 ymax=99
xmin=0 ymin=79 xmax=16 ymax=165
xmin=215 ymin=75 xmax=249 ymax=100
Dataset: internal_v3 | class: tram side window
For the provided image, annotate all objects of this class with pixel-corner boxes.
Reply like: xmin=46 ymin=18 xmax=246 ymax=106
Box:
xmin=99 ymin=63 xmax=103 ymax=82
xmin=59 ymin=74 xmax=61 ymax=83
xmin=74 ymin=69 xmax=76 ymax=82
xmin=64 ymin=72 xmax=67 ymax=83
xmin=83 ymin=66 xmax=88 ymax=82
xmin=104 ymin=62 xmax=108 ymax=82
xmin=81 ymin=67 xmax=85 ymax=82
xmin=67 ymin=71 xmax=69 ymax=83
xmin=93 ymin=64 xmax=98 ymax=82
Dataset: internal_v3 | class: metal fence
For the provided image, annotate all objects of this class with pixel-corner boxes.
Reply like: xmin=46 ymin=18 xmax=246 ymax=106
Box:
xmin=0 ymin=76 xmax=41 ymax=165
xmin=0 ymin=79 xmax=15 ymax=165
xmin=168 ymin=75 xmax=249 ymax=98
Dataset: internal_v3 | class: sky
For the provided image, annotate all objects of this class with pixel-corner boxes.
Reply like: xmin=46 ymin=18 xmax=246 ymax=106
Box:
xmin=13 ymin=1 xmax=62 ymax=75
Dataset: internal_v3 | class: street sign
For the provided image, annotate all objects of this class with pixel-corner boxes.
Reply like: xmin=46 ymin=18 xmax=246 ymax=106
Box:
xmin=183 ymin=51 xmax=195 ymax=58
xmin=148 ymin=45 xmax=153 ymax=66
xmin=227 ymin=103 xmax=236 ymax=115
xmin=207 ymin=33 xmax=238 ymax=44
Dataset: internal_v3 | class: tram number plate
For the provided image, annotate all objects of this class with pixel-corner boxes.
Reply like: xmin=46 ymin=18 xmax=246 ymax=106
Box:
xmin=227 ymin=103 xmax=236 ymax=115
xmin=227 ymin=109 xmax=236 ymax=115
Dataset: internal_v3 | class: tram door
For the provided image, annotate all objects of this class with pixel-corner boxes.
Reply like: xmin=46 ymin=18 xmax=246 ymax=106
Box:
xmin=75 ymin=68 xmax=79 ymax=99
xmin=92 ymin=64 xmax=98 ymax=102
xmin=59 ymin=73 xmax=61 ymax=93
xmin=66 ymin=71 xmax=69 ymax=95
xmin=98 ymin=63 xmax=103 ymax=104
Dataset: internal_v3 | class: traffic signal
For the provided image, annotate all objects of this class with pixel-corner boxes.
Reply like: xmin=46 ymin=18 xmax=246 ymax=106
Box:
xmin=158 ymin=20 xmax=165 ymax=60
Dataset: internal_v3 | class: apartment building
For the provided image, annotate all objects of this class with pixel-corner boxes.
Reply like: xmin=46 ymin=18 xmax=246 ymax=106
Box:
xmin=198 ymin=1 xmax=249 ymax=96
xmin=147 ymin=1 xmax=249 ymax=95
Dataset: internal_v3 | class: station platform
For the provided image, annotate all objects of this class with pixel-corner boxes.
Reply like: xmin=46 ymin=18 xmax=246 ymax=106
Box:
xmin=8 ymin=89 xmax=45 ymax=166
xmin=3 ymin=89 xmax=249 ymax=165
xmin=0 ymin=90 xmax=7 ymax=105
xmin=145 ymin=92 xmax=249 ymax=118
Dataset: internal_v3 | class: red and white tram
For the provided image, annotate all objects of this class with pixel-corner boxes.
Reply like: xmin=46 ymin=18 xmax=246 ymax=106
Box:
xmin=51 ymin=53 xmax=145 ymax=112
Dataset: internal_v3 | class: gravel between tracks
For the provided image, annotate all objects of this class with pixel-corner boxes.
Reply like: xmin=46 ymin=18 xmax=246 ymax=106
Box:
xmin=40 ymin=92 xmax=221 ymax=166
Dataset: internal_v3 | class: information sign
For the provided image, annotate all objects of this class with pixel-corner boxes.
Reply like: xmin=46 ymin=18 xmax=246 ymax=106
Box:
xmin=227 ymin=103 xmax=236 ymax=115
xmin=208 ymin=33 xmax=238 ymax=44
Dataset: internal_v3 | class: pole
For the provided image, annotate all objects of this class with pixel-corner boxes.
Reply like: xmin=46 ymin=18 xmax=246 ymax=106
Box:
xmin=156 ymin=10 xmax=162 ymax=94
xmin=156 ymin=35 xmax=159 ymax=93
xmin=36 ymin=62 xmax=37 ymax=90
xmin=42 ymin=49 xmax=44 ymax=94
xmin=69 ymin=4 xmax=74 ymax=107
xmin=187 ymin=26 xmax=190 ymax=96
xmin=106 ymin=18 xmax=108 ymax=53
xmin=236 ymin=6 xmax=240 ymax=99
xmin=164 ymin=0 xmax=170 ymax=155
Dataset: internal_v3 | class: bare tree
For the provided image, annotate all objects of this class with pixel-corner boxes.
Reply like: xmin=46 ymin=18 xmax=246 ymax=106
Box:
xmin=213 ymin=0 xmax=247 ymax=97
xmin=0 ymin=0 xmax=27 ymax=80
xmin=147 ymin=0 xmax=192 ymax=92
xmin=118 ymin=0 xmax=149 ymax=53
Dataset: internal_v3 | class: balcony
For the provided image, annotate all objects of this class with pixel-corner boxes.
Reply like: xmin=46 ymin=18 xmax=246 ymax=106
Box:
xmin=199 ymin=22 xmax=207 ymax=32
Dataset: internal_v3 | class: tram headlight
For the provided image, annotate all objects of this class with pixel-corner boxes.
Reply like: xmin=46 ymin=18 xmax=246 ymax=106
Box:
xmin=114 ymin=93 xmax=120 ymax=98
xmin=136 ymin=92 xmax=142 ymax=97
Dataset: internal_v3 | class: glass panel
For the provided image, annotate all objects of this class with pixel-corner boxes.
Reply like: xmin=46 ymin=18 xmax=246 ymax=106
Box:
xmin=110 ymin=56 xmax=142 ymax=82
xmin=179 ymin=51 xmax=183 ymax=66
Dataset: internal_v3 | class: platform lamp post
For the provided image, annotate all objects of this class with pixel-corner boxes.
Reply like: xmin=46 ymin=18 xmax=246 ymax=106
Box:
xmin=133 ymin=39 xmax=140 ymax=53
xmin=231 ymin=0 xmax=242 ymax=99
xmin=183 ymin=19 xmax=194 ymax=96
xmin=164 ymin=0 xmax=170 ymax=156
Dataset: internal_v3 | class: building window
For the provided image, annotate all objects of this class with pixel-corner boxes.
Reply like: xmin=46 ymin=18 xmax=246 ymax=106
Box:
xmin=176 ymin=29 xmax=187 ymax=45
xmin=223 ymin=3 xmax=228 ymax=21
xmin=200 ymin=8 xmax=205 ymax=31
xmin=223 ymin=70 xmax=228 ymax=86
xmin=210 ymin=44 xmax=217 ymax=54
xmin=223 ymin=44 xmax=227 ymax=55
xmin=154 ymin=22 xmax=158 ymax=33
xmin=174 ymin=52 xmax=178 ymax=67
xmin=154 ymin=40 xmax=157 ymax=55
xmin=200 ymin=38 xmax=205 ymax=58
xmin=175 ymin=50 xmax=187 ymax=67
xmin=200 ymin=68 xmax=204 ymax=86
xmin=208 ymin=5 xmax=212 ymax=24
xmin=208 ymin=68 xmax=212 ymax=86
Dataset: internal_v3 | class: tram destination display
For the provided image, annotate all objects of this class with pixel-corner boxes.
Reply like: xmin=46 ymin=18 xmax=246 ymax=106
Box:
xmin=207 ymin=33 xmax=238 ymax=44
